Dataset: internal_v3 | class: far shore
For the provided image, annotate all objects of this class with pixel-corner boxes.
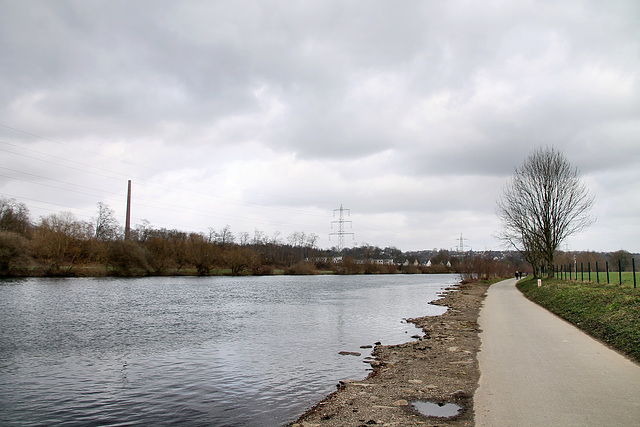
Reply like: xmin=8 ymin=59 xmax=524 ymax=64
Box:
xmin=0 ymin=264 xmax=460 ymax=279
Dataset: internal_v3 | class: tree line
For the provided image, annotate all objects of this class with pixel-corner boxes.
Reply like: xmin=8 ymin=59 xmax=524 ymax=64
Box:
xmin=553 ymin=250 xmax=636 ymax=273
xmin=0 ymin=198 xmax=319 ymax=276
xmin=6 ymin=192 xmax=624 ymax=279
xmin=0 ymin=197 xmax=529 ymax=278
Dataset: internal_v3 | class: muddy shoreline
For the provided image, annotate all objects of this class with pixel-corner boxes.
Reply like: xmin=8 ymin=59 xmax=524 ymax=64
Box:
xmin=292 ymin=281 xmax=491 ymax=426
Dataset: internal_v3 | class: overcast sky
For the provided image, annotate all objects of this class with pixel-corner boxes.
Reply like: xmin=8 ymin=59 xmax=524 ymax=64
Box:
xmin=1 ymin=0 xmax=639 ymax=253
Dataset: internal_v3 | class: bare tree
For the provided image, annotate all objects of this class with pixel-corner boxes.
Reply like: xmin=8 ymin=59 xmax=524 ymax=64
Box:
xmin=134 ymin=219 xmax=152 ymax=243
xmin=497 ymin=146 xmax=595 ymax=277
xmin=218 ymin=225 xmax=235 ymax=246
xmin=105 ymin=240 xmax=149 ymax=276
xmin=306 ymin=233 xmax=319 ymax=248
xmin=168 ymin=231 xmax=190 ymax=273
xmin=0 ymin=198 xmax=31 ymax=236
xmin=269 ymin=231 xmax=282 ymax=245
xmin=0 ymin=231 xmax=31 ymax=275
xmin=145 ymin=236 xmax=172 ymax=275
xmin=34 ymin=212 xmax=90 ymax=274
xmin=252 ymin=228 xmax=265 ymax=246
xmin=238 ymin=231 xmax=250 ymax=246
xmin=188 ymin=233 xmax=221 ymax=275
xmin=288 ymin=231 xmax=306 ymax=247
xmin=225 ymin=245 xmax=257 ymax=276
xmin=94 ymin=202 xmax=120 ymax=241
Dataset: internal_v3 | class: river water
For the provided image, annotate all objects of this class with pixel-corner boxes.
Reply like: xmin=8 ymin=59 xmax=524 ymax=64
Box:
xmin=0 ymin=274 xmax=459 ymax=426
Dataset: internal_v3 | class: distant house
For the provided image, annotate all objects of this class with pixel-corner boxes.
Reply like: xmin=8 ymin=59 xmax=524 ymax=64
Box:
xmin=373 ymin=259 xmax=395 ymax=265
xmin=424 ymin=260 xmax=432 ymax=267
xmin=310 ymin=256 xmax=344 ymax=263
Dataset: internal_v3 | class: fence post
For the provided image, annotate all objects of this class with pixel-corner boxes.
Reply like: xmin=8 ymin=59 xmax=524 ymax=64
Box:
xmin=619 ymin=259 xmax=623 ymax=286
xmin=581 ymin=262 xmax=584 ymax=282
xmin=588 ymin=261 xmax=591 ymax=282
xmin=633 ymin=258 xmax=636 ymax=289
xmin=606 ymin=261 xmax=610 ymax=284
xmin=596 ymin=261 xmax=599 ymax=284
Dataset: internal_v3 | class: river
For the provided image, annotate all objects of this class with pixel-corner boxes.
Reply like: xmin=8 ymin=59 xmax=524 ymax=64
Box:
xmin=0 ymin=274 xmax=459 ymax=426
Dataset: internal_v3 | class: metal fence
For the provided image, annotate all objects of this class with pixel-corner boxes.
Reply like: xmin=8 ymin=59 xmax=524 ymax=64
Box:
xmin=554 ymin=258 xmax=637 ymax=288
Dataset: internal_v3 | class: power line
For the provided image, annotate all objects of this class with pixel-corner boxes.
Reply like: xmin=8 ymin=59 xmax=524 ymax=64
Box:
xmin=0 ymin=123 xmax=166 ymax=174
xmin=0 ymin=166 xmax=122 ymax=196
xmin=0 ymin=138 xmax=330 ymax=221
xmin=0 ymin=123 xmax=335 ymax=206
xmin=0 ymin=124 xmax=442 ymax=248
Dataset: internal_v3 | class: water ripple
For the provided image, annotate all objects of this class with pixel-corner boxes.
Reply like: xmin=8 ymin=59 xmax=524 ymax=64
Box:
xmin=0 ymin=274 xmax=457 ymax=426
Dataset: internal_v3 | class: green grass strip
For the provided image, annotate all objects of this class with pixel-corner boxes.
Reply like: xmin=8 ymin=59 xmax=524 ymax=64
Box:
xmin=517 ymin=277 xmax=640 ymax=362
xmin=567 ymin=271 xmax=637 ymax=288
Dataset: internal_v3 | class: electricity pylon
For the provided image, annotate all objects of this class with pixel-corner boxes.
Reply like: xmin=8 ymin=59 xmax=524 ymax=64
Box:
xmin=456 ymin=233 xmax=469 ymax=253
xmin=329 ymin=204 xmax=354 ymax=252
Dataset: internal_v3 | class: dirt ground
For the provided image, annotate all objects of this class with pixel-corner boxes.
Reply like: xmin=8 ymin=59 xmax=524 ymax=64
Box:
xmin=292 ymin=281 xmax=491 ymax=427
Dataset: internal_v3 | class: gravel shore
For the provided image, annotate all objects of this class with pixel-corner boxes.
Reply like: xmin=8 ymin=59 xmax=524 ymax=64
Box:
xmin=292 ymin=280 xmax=491 ymax=427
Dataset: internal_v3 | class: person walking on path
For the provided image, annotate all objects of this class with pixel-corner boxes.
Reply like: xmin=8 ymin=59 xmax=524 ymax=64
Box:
xmin=474 ymin=278 xmax=640 ymax=426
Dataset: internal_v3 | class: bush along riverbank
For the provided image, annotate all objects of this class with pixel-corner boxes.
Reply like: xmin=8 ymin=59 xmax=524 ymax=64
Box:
xmin=517 ymin=276 xmax=640 ymax=362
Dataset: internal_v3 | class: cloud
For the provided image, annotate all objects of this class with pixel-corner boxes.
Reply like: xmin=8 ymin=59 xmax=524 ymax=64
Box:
xmin=1 ymin=0 xmax=639 ymax=252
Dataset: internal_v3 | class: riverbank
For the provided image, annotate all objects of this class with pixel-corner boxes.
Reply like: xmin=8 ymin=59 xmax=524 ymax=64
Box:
xmin=1 ymin=262 xmax=453 ymax=278
xmin=292 ymin=280 xmax=492 ymax=426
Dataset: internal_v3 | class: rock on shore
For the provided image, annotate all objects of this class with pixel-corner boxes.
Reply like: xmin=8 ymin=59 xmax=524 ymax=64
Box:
xmin=292 ymin=281 xmax=491 ymax=426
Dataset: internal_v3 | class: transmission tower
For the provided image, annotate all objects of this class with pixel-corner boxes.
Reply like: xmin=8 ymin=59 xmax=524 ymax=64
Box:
xmin=329 ymin=204 xmax=354 ymax=252
xmin=456 ymin=233 xmax=469 ymax=253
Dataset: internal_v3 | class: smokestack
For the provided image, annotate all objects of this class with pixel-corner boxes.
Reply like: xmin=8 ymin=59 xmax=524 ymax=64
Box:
xmin=125 ymin=180 xmax=131 ymax=240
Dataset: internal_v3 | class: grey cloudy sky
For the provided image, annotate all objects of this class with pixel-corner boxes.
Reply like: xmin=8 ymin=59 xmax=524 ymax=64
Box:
xmin=1 ymin=0 xmax=639 ymax=252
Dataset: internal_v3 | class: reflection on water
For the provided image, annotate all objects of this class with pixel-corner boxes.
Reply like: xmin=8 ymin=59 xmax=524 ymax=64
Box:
xmin=0 ymin=274 xmax=457 ymax=426
xmin=412 ymin=400 xmax=463 ymax=418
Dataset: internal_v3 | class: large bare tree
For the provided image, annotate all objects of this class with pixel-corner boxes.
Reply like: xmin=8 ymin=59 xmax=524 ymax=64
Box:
xmin=94 ymin=202 xmax=120 ymax=241
xmin=497 ymin=147 xmax=595 ymax=277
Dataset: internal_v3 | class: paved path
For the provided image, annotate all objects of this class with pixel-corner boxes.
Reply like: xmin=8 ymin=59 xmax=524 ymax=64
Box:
xmin=474 ymin=278 xmax=640 ymax=426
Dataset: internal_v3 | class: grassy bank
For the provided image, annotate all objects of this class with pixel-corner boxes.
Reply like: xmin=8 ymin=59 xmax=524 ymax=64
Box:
xmin=559 ymin=270 xmax=638 ymax=288
xmin=517 ymin=276 xmax=640 ymax=362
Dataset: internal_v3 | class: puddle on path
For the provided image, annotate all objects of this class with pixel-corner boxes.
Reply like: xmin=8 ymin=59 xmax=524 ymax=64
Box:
xmin=411 ymin=400 xmax=462 ymax=418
